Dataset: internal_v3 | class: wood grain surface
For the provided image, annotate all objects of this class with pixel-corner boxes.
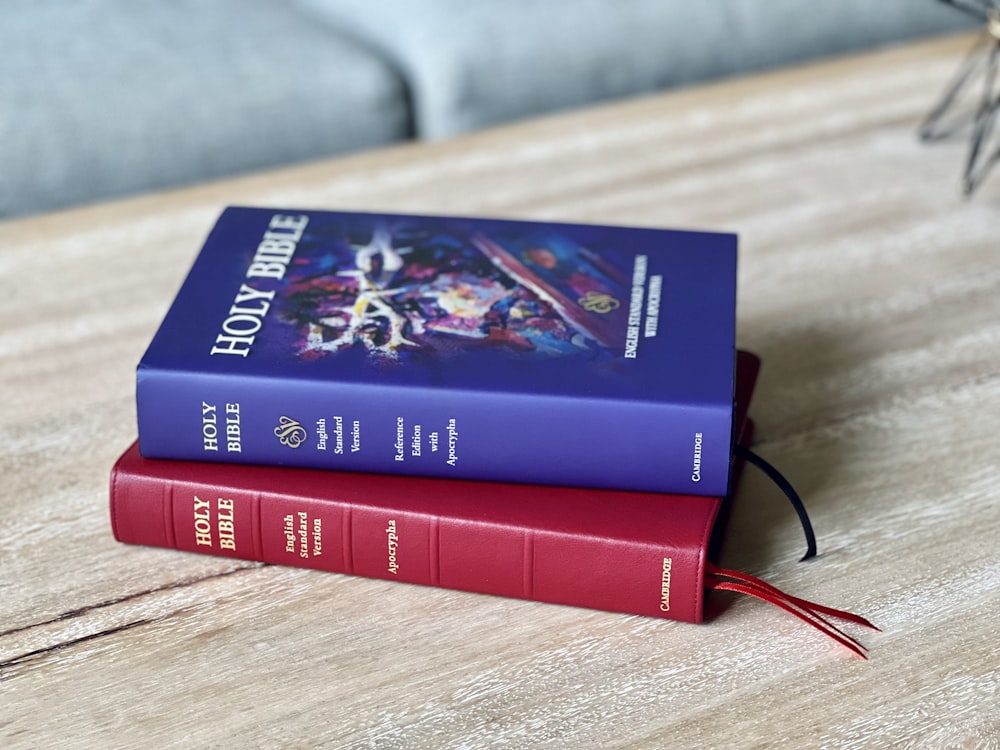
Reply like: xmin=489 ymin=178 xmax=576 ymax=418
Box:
xmin=2 ymin=32 xmax=999 ymax=749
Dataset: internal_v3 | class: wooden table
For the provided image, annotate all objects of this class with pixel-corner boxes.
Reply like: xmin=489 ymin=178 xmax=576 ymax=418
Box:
xmin=3 ymin=33 xmax=999 ymax=748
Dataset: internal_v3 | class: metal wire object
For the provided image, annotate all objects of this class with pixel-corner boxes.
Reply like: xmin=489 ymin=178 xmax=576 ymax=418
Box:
xmin=920 ymin=0 xmax=1000 ymax=194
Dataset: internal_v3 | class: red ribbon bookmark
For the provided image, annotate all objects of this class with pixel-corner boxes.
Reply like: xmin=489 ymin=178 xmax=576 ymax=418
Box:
xmin=705 ymin=562 xmax=880 ymax=659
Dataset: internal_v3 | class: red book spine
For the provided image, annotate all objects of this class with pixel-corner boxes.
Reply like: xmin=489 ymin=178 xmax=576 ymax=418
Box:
xmin=110 ymin=444 xmax=718 ymax=623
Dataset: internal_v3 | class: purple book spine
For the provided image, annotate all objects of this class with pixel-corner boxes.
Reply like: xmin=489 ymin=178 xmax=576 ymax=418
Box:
xmin=136 ymin=368 xmax=732 ymax=496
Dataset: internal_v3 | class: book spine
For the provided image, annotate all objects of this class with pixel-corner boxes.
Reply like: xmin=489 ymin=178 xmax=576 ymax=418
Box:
xmin=109 ymin=456 xmax=705 ymax=623
xmin=135 ymin=367 xmax=732 ymax=496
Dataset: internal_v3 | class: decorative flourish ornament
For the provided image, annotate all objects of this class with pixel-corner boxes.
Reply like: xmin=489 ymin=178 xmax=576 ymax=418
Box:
xmin=920 ymin=0 xmax=1000 ymax=194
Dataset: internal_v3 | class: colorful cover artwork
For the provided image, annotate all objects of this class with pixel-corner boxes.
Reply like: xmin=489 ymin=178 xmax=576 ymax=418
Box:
xmin=279 ymin=216 xmax=632 ymax=367
xmin=137 ymin=207 xmax=738 ymax=495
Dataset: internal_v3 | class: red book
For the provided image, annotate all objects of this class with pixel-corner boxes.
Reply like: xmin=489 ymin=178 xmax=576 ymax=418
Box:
xmin=111 ymin=351 xmax=875 ymax=653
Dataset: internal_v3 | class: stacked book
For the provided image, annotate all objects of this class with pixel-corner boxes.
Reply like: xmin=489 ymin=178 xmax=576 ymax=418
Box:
xmin=111 ymin=208 xmax=874 ymax=655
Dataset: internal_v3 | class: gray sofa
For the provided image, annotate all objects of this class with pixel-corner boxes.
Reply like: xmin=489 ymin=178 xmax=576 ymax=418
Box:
xmin=1 ymin=0 xmax=975 ymax=220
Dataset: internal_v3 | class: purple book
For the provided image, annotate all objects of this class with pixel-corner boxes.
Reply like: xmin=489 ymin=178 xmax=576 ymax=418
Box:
xmin=136 ymin=207 xmax=737 ymax=495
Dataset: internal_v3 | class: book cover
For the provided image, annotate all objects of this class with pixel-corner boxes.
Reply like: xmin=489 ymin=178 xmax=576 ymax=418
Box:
xmin=115 ymin=353 xmax=758 ymax=624
xmin=136 ymin=207 xmax=738 ymax=495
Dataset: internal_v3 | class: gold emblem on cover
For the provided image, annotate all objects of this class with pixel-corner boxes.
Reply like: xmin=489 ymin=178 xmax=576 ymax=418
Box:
xmin=274 ymin=416 xmax=307 ymax=448
xmin=578 ymin=290 xmax=621 ymax=314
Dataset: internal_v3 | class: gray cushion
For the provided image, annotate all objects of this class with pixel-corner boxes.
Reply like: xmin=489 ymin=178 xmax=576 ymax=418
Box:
xmin=1 ymin=0 xmax=978 ymax=220
xmin=301 ymin=0 xmax=977 ymax=139
xmin=0 ymin=0 xmax=411 ymax=219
